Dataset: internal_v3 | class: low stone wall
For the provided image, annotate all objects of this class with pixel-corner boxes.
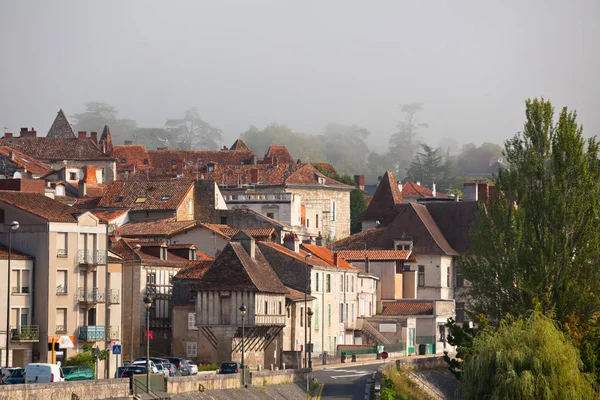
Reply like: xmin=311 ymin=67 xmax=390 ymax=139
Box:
xmin=166 ymin=373 xmax=241 ymax=394
xmin=0 ymin=378 xmax=130 ymax=400
xmin=396 ymin=355 xmax=446 ymax=370
xmin=252 ymin=368 xmax=310 ymax=386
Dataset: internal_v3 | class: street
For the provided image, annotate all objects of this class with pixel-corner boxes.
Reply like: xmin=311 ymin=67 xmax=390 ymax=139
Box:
xmin=312 ymin=362 xmax=385 ymax=400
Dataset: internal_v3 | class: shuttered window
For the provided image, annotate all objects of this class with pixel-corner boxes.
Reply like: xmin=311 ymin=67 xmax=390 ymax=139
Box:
xmin=186 ymin=342 xmax=197 ymax=358
xmin=188 ymin=313 xmax=198 ymax=330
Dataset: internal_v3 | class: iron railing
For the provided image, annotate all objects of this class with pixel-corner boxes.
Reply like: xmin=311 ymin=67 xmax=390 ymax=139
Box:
xmin=11 ymin=286 xmax=30 ymax=294
xmin=11 ymin=325 xmax=39 ymax=341
xmin=57 ymin=249 xmax=68 ymax=257
xmin=56 ymin=325 xmax=67 ymax=333
xmin=107 ymin=325 xmax=120 ymax=340
xmin=56 ymin=285 xmax=68 ymax=295
xmin=77 ymin=287 xmax=105 ymax=303
xmin=108 ymin=289 xmax=120 ymax=304
xmin=78 ymin=325 xmax=105 ymax=341
xmin=77 ymin=250 xmax=106 ymax=265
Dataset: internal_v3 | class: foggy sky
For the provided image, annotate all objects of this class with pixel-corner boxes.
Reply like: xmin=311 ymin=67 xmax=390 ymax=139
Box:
xmin=1 ymin=0 xmax=598 ymax=152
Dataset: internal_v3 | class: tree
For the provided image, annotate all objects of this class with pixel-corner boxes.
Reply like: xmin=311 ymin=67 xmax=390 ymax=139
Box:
xmin=443 ymin=314 xmax=488 ymax=380
xmin=319 ymin=124 xmax=371 ymax=176
xmin=365 ymin=152 xmax=396 ymax=185
xmin=459 ymin=312 xmax=597 ymax=399
xmin=456 ymin=142 xmax=503 ymax=176
xmin=350 ymin=188 xmax=368 ymax=234
xmin=64 ymin=344 xmax=108 ymax=376
xmin=388 ymin=103 xmax=428 ymax=179
xmin=166 ymin=108 xmax=223 ymax=150
xmin=405 ymin=143 xmax=453 ymax=190
xmin=71 ymin=102 xmax=137 ymax=140
xmin=128 ymin=127 xmax=176 ymax=150
xmin=462 ymin=98 xmax=600 ymax=326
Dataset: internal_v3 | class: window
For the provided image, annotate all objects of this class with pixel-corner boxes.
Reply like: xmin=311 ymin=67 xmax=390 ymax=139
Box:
xmin=346 ymin=303 xmax=349 ymax=323
xmin=55 ymin=186 xmax=65 ymax=196
xmin=207 ymin=164 xmax=215 ymax=172
xmin=135 ymin=197 xmax=146 ymax=203
xmin=56 ymin=270 xmax=68 ymax=294
xmin=318 ymin=177 xmax=325 ymax=185
xmin=339 ymin=303 xmax=344 ymax=323
xmin=300 ymin=307 xmax=304 ymax=327
xmin=287 ymin=307 xmax=290 ymax=318
xmin=395 ymin=261 xmax=403 ymax=274
xmin=188 ymin=313 xmax=198 ymax=330
xmin=169 ymin=273 xmax=174 ymax=284
xmin=186 ymin=342 xmax=198 ymax=358
xmin=316 ymin=214 xmax=319 ymax=228
xmin=12 ymin=269 xmax=30 ymax=294
xmin=56 ymin=308 xmax=67 ymax=333
xmin=315 ymin=273 xmax=319 ymax=292
xmin=220 ymin=216 xmax=227 ymax=225
xmin=171 ymin=160 xmax=177 ymax=165
xmin=279 ymin=301 xmax=282 ymax=315
xmin=340 ymin=275 xmax=344 ymax=292
xmin=418 ymin=266 xmax=425 ymax=287
xmin=326 ymin=274 xmax=331 ymax=293
xmin=161 ymin=247 xmax=167 ymax=260
xmin=456 ymin=302 xmax=465 ymax=322
xmin=190 ymin=249 xmax=196 ymax=260
xmin=146 ymin=272 xmax=156 ymax=284
xmin=438 ymin=324 xmax=446 ymax=342
xmin=188 ymin=199 xmax=193 ymax=215
xmin=306 ymin=218 xmax=310 ymax=228
xmin=456 ymin=267 xmax=464 ymax=287
xmin=267 ymin=213 xmax=274 ymax=219
xmin=189 ymin=290 xmax=197 ymax=303
xmin=328 ymin=304 xmax=331 ymax=327
xmin=69 ymin=172 xmax=76 ymax=180
xmin=143 ymin=158 xmax=149 ymax=165
xmin=161 ymin=195 xmax=171 ymax=201
xmin=121 ymin=158 xmax=126 ymax=163
xmin=447 ymin=266 xmax=451 ymax=288
xmin=315 ymin=303 xmax=319 ymax=330
xmin=351 ymin=276 xmax=354 ymax=292
xmin=350 ymin=303 xmax=354 ymax=322
xmin=330 ymin=201 xmax=337 ymax=221
xmin=115 ymin=196 xmax=124 ymax=202
xmin=264 ymin=301 xmax=268 ymax=315
xmin=56 ymin=232 xmax=68 ymax=257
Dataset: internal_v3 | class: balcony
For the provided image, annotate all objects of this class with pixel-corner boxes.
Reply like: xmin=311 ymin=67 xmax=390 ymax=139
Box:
xmin=56 ymin=325 xmax=67 ymax=334
xmin=107 ymin=325 xmax=120 ymax=340
xmin=56 ymin=285 xmax=68 ymax=295
xmin=78 ymin=325 xmax=105 ymax=341
xmin=11 ymin=286 xmax=30 ymax=294
xmin=78 ymin=250 xmax=106 ymax=269
xmin=77 ymin=288 xmax=105 ymax=304
xmin=108 ymin=289 xmax=120 ymax=304
xmin=11 ymin=325 xmax=39 ymax=342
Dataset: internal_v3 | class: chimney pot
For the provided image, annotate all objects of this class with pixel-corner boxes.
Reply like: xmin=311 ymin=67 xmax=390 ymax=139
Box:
xmin=20 ymin=127 xmax=27 ymax=133
xmin=78 ymin=180 xmax=87 ymax=197
xmin=90 ymin=132 xmax=98 ymax=144
xmin=250 ymin=168 xmax=259 ymax=184
xmin=4 ymin=133 xmax=12 ymax=138
xmin=124 ymin=140 xmax=133 ymax=145
xmin=78 ymin=131 xmax=87 ymax=139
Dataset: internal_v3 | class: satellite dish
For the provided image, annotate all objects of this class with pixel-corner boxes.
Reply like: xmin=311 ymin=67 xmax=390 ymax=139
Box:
xmin=77 ymin=170 xmax=85 ymax=180
xmin=13 ymin=172 xmax=22 ymax=179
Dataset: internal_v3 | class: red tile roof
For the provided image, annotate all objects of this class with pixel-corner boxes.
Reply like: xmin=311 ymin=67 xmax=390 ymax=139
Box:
xmin=0 ymin=244 xmax=33 ymax=259
xmin=258 ymin=242 xmax=333 ymax=268
xmin=200 ymin=224 xmax=277 ymax=241
xmin=118 ymin=217 xmax=198 ymax=237
xmin=311 ymin=163 xmax=337 ymax=177
xmin=361 ymin=171 xmax=403 ymax=225
xmin=98 ymin=180 xmax=193 ymax=210
xmin=229 ymin=139 xmax=251 ymax=152
xmin=285 ymin=285 xmax=315 ymax=301
xmin=0 ymin=147 xmax=52 ymax=175
xmin=114 ymin=145 xmax=152 ymax=175
xmin=110 ymin=238 xmax=197 ymax=266
xmin=381 ymin=301 xmax=434 ymax=316
xmin=402 ymin=182 xmax=449 ymax=199
xmin=265 ymin=145 xmax=294 ymax=164
xmin=0 ymin=191 xmax=84 ymax=222
xmin=89 ymin=208 xmax=129 ymax=223
xmin=336 ymin=249 xmax=412 ymax=261
xmin=301 ymin=244 xmax=357 ymax=270
xmin=174 ymin=260 xmax=214 ymax=279
xmin=0 ymin=137 xmax=113 ymax=161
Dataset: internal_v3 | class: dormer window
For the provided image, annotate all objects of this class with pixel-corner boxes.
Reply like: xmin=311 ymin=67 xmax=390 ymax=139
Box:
xmin=135 ymin=197 xmax=146 ymax=203
xmin=116 ymin=196 xmax=125 ymax=202
xmin=199 ymin=160 xmax=203 ymax=165
xmin=121 ymin=158 xmax=126 ymax=163
xmin=161 ymin=195 xmax=171 ymax=201
xmin=171 ymin=160 xmax=177 ymax=165
xmin=69 ymin=172 xmax=76 ymax=181
xmin=56 ymin=186 xmax=65 ymax=196
xmin=207 ymin=163 xmax=215 ymax=172
xmin=189 ymin=249 xmax=196 ymax=260
xmin=161 ymin=247 xmax=167 ymax=260
xmin=394 ymin=239 xmax=413 ymax=251
xmin=143 ymin=159 xmax=149 ymax=165
xmin=318 ymin=177 xmax=325 ymax=185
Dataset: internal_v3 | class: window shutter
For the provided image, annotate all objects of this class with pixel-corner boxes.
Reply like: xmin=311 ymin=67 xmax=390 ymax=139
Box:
xmin=315 ymin=303 xmax=319 ymax=330
xmin=186 ymin=342 xmax=197 ymax=358
xmin=188 ymin=313 xmax=198 ymax=330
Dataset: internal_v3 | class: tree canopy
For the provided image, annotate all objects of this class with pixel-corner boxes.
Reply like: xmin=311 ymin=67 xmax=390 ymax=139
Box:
xmin=166 ymin=107 xmax=223 ymax=150
xmin=71 ymin=102 xmax=137 ymax=138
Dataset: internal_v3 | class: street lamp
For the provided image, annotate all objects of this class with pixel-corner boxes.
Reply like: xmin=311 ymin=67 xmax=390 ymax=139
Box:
xmin=307 ymin=308 xmax=314 ymax=369
xmin=6 ymin=220 xmax=19 ymax=367
xmin=143 ymin=295 xmax=153 ymax=392
xmin=303 ymin=253 xmax=312 ymax=368
xmin=239 ymin=303 xmax=247 ymax=386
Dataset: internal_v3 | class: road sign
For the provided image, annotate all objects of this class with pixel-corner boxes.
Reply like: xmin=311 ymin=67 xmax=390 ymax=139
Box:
xmin=381 ymin=352 xmax=389 ymax=360
xmin=112 ymin=344 xmax=122 ymax=355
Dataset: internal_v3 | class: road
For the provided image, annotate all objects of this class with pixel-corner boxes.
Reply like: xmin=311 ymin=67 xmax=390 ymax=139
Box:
xmin=312 ymin=362 xmax=384 ymax=399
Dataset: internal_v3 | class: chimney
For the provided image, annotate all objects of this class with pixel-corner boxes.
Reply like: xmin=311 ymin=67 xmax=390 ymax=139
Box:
xmin=354 ymin=175 xmax=365 ymax=190
xmin=463 ymin=182 xmax=478 ymax=202
xmin=4 ymin=133 xmax=12 ymax=138
xmin=432 ymin=183 xmax=437 ymax=197
xmin=78 ymin=180 xmax=87 ymax=197
xmin=78 ymin=131 xmax=87 ymax=139
xmin=250 ymin=168 xmax=259 ymax=184
xmin=20 ymin=128 xmax=36 ymax=138
xmin=365 ymin=257 xmax=370 ymax=273
xmin=333 ymin=253 xmax=339 ymax=266
xmin=157 ymin=147 xmax=167 ymax=151
xmin=124 ymin=140 xmax=133 ymax=145
xmin=84 ymin=165 xmax=98 ymax=184
xmin=397 ymin=181 xmax=403 ymax=193
xmin=20 ymin=127 xmax=27 ymax=133
xmin=477 ymin=181 xmax=489 ymax=203
xmin=90 ymin=132 xmax=98 ymax=144
xmin=232 ymin=231 xmax=256 ymax=258
xmin=315 ymin=232 xmax=323 ymax=246
xmin=283 ymin=233 xmax=300 ymax=253
xmin=272 ymin=156 xmax=278 ymax=166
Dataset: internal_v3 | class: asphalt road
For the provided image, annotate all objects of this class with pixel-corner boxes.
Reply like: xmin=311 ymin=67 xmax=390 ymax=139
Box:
xmin=312 ymin=362 xmax=384 ymax=400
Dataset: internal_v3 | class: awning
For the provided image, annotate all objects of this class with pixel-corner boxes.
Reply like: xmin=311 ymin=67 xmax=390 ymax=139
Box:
xmin=48 ymin=335 xmax=75 ymax=348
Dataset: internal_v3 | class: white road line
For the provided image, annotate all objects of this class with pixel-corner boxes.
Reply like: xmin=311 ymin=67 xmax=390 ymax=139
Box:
xmin=331 ymin=372 xmax=371 ymax=380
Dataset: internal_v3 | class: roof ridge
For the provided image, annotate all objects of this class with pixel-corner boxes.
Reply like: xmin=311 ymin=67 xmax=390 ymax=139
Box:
xmin=409 ymin=203 xmax=457 ymax=255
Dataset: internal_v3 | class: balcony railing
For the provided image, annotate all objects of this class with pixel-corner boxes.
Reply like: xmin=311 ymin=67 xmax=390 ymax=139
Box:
xmin=108 ymin=289 xmax=120 ymax=304
xmin=78 ymin=250 xmax=106 ymax=265
xmin=78 ymin=325 xmax=105 ymax=341
xmin=107 ymin=325 xmax=120 ymax=340
xmin=11 ymin=325 xmax=39 ymax=341
xmin=57 ymin=249 xmax=68 ymax=257
xmin=77 ymin=287 xmax=105 ymax=304
xmin=11 ymin=286 xmax=30 ymax=294
xmin=56 ymin=285 xmax=68 ymax=295
xmin=56 ymin=325 xmax=67 ymax=333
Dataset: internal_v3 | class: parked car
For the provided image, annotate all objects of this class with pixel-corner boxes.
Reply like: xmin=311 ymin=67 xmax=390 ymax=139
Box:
xmin=163 ymin=363 xmax=180 ymax=377
xmin=62 ymin=366 xmax=94 ymax=381
xmin=24 ymin=363 xmax=65 ymax=383
xmin=186 ymin=360 xmax=198 ymax=375
xmin=165 ymin=357 xmax=191 ymax=376
xmin=3 ymin=368 xmax=24 ymax=384
xmin=218 ymin=362 xmax=240 ymax=374
xmin=1 ymin=367 xmax=21 ymax=384
xmin=155 ymin=363 xmax=170 ymax=378
xmin=131 ymin=360 xmax=158 ymax=374
xmin=116 ymin=366 xmax=148 ymax=378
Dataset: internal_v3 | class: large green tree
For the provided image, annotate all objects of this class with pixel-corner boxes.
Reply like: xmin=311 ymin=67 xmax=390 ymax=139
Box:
xmin=388 ymin=103 xmax=428 ymax=179
xmin=405 ymin=143 xmax=454 ymax=191
xmin=166 ymin=108 xmax=223 ymax=150
xmin=462 ymin=98 xmax=600 ymax=325
xmin=459 ymin=312 xmax=597 ymax=399
xmin=71 ymin=102 xmax=137 ymax=139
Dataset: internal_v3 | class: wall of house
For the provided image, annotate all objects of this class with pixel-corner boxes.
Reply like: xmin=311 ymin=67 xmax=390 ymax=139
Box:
xmin=128 ymin=210 xmax=175 ymax=222
xmin=357 ymin=275 xmax=377 ymax=318
xmin=175 ymin=187 xmax=195 ymax=221
xmin=222 ymin=190 xmax=300 ymax=226
xmin=171 ymin=304 xmax=216 ymax=363
xmin=171 ymin=228 xmax=229 ymax=257
xmin=410 ymin=255 xmax=454 ymax=300
xmin=352 ymin=260 xmax=403 ymax=300
xmin=45 ymin=160 xmax=116 ymax=185
xmin=121 ymin=261 xmax=142 ymax=360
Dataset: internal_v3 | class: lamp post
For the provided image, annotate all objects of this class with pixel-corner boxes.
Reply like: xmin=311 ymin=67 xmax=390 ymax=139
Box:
xmin=303 ymin=253 xmax=312 ymax=368
xmin=239 ymin=303 xmax=247 ymax=386
xmin=307 ymin=308 xmax=313 ymax=369
xmin=143 ymin=295 xmax=153 ymax=392
xmin=6 ymin=221 xmax=19 ymax=367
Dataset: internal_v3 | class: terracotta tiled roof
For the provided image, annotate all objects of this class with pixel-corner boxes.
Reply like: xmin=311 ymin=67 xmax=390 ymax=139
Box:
xmin=47 ymin=109 xmax=76 ymax=138
xmin=0 ymin=244 xmax=33 ymax=259
xmin=98 ymin=180 xmax=193 ymax=210
xmin=259 ymin=242 xmax=342 ymax=270
xmin=230 ymin=139 xmax=251 ymax=152
xmin=361 ymin=171 xmax=403 ymax=225
xmin=99 ymin=124 xmax=114 ymax=155
xmin=89 ymin=208 xmax=129 ymax=223
xmin=311 ymin=163 xmax=337 ymax=177
xmin=174 ymin=260 xmax=213 ymax=279
xmin=381 ymin=301 xmax=434 ymax=316
xmin=0 ymin=137 xmax=113 ymax=161
xmin=336 ymin=249 xmax=412 ymax=261
xmin=285 ymin=285 xmax=315 ymax=301
xmin=402 ymin=182 xmax=449 ymax=199
xmin=333 ymin=227 xmax=386 ymax=250
xmin=265 ymin=145 xmax=294 ymax=164
xmin=114 ymin=145 xmax=152 ymax=175
xmin=195 ymin=242 xmax=287 ymax=294
xmin=0 ymin=191 xmax=84 ymax=222
xmin=74 ymin=197 xmax=101 ymax=209
xmin=201 ymin=224 xmax=277 ymax=241
xmin=217 ymin=207 xmax=290 ymax=229
xmin=285 ymin=164 xmax=353 ymax=189
xmin=0 ymin=147 xmax=52 ymax=175
xmin=110 ymin=238 xmax=197 ymax=266
xmin=301 ymin=244 xmax=357 ymax=270
xmin=424 ymin=202 xmax=478 ymax=253
xmin=118 ymin=217 xmax=197 ymax=237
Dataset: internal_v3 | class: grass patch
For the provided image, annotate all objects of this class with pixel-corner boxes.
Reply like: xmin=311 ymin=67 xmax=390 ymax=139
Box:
xmin=380 ymin=364 xmax=432 ymax=400
xmin=198 ymin=363 xmax=219 ymax=371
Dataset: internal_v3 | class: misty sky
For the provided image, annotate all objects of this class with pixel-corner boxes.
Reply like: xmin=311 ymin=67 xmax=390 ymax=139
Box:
xmin=1 ymin=1 xmax=598 ymax=152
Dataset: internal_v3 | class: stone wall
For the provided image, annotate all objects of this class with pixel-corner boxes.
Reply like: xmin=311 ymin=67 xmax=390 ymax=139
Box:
xmin=0 ymin=379 xmax=129 ymax=400
xmin=252 ymin=368 xmax=310 ymax=386
xmin=396 ymin=355 xmax=446 ymax=370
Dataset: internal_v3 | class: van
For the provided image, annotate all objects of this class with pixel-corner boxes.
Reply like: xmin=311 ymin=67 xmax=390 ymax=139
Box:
xmin=24 ymin=363 xmax=65 ymax=383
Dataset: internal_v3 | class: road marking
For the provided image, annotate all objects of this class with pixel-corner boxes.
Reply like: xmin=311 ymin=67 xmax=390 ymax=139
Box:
xmin=325 ymin=369 xmax=368 ymax=374
xmin=331 ymin=372 xmax=371 ymax=380
xmin=317 ymin=383 xmax=324 ymax=399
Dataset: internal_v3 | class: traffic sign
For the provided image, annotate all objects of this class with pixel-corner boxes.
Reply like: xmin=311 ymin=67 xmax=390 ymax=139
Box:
xmin=112 ymin=344 xmax=122 ymax=355
xmin=381 ymin=351 xmax=388 ymax=360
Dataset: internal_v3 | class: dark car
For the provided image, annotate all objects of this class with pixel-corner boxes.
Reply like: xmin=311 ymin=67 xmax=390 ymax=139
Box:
xmin=62 ymin=366 xmax=94 ymax=381
xmin=165 ymin=357 xmax=191 ymax=376
xmin=164 ymin=363 xmax=180 ymax=377
xmin=6 ymin=368 xmax=24 ymax=384
xmin=116 ymin=366 xmax=148 ymax=378
xmin=218 ymin=362 xmax=240 ymax=374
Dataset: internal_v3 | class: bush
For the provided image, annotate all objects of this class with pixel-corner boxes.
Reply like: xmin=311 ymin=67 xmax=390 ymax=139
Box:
xmin=198 ymin=363 xmax=219 ymax=371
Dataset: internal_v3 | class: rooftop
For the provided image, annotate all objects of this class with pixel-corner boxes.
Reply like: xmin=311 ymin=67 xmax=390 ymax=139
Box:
xmin=381 ymin=301 xmax=434 ymax=316
xmin=0 ymin=191 xmax=85 ymax=222
xmin=361 ymin=171 xmax=403 ymax=225
xmin=0 ymin=137 xmax=113 ymax=161
xmin=336 ymin=249 xmax=414 ymax=261
xmin=118 ymin=217 xmax=198 ymax=237
xmin=0 ymin=147 xmax=53 ymax=175
xmin=98 ymin=179 xmax=193 ymax=211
